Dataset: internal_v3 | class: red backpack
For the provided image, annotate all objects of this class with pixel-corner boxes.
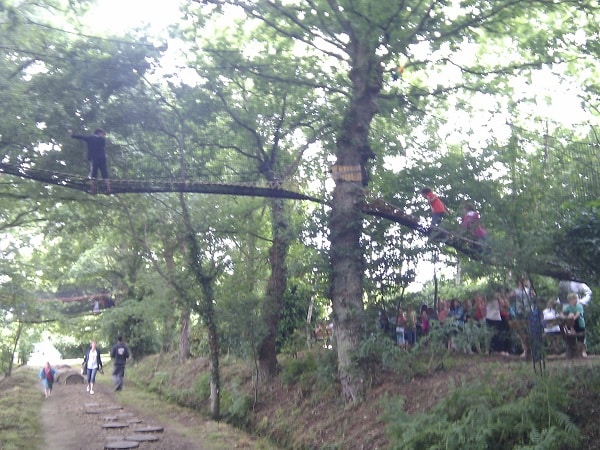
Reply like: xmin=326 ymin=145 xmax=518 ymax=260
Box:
xmin=45 ymin=368 xmax=54 ymax=382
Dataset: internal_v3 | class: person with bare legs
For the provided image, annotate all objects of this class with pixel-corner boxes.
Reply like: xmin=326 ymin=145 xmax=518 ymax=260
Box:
xmin=39 ymin=361 xmax=57 ymax=399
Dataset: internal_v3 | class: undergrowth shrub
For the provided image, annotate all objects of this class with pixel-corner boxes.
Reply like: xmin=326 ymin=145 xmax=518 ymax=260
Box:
xmin=221 ymin=382 xmax=252 ymax=427
xmin=313 ymin=347 xmax=339 ymax=395
xmin=280 ymin=349 xmax=339 ymax=398
xmin=194 ymin=372 xmax=211 ymax=400
xmin=383 ymin=375 xmax=579 ymax=450
xmin=281 ymin=352 xmax=317 ymax=387
xmin=146 ymin=371 xmax=169 ymax=394
xmin=355 ymin=334 xmax=410 ymax=386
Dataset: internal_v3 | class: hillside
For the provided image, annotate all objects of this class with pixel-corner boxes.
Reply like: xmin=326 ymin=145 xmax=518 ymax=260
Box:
xmin=125 ymin=350 xmax=600 ymax=449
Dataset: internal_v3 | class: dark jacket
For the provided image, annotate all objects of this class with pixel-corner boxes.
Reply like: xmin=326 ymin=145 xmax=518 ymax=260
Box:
xmin=110 ymin=342 xmax=130 ymax=366
xmin=71 ymin=134 xmax=106 ymax=161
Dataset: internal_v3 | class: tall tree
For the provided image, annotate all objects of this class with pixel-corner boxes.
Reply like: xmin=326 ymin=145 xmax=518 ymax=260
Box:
xmin=194 ymin=0 xmax=599 ymax=402
xmin=173 ymin=16 xmax=329 ymax=379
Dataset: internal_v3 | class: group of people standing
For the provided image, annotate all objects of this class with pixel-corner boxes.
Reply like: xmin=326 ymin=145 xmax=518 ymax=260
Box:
xmin=392 ymin=304 xmax=433 ymax=348
xmin=383 ymin=277 xmax=591 ymax=358
xmin=40 ymin=336 xmax=130 ymax=398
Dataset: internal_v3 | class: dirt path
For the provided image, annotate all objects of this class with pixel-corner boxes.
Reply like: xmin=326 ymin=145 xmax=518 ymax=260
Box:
xmin=40 ymin=371 xmax=203 ymax=450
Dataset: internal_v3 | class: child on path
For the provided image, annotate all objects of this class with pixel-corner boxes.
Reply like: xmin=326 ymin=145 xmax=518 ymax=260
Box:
xmin=39 ymin=361 xmax=58 ymax=399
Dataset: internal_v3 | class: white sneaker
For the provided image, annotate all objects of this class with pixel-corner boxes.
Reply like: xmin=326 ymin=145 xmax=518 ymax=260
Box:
xmin=86 ymin=385 xmax=89 ymax=392
xmin=90 ymin=390 xmax=94 ymax=395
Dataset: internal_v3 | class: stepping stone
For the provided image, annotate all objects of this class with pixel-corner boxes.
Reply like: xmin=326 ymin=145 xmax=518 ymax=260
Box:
xmin=125 ymin=434 xmax=160 ymax=442
xmin=102 ymin=422 xmax=130 ymax=429
xmin=105 ymin=405 xmax=123 ymax=411
xmin=86 ymin=409 xmax=102 ymax=414
xmin=103 ymin=416 xmax=119 ymax=421
xmin=104 ymin=441 xmax=139 ymax=449
xmin=85 ymin=402 xmax=100 ymax=408
xmin=126 ymin=418 xmax=142 ymax=424
xmin=132 ymin=425 xmax=164 ymax=433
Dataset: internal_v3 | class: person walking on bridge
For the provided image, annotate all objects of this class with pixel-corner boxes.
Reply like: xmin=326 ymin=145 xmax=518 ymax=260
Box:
xmin=68 ymin=128 xmax=110 ymax=193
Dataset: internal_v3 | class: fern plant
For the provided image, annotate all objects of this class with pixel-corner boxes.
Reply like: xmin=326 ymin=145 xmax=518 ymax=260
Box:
xmin=383 ymin=373 xmax=581 ymax=450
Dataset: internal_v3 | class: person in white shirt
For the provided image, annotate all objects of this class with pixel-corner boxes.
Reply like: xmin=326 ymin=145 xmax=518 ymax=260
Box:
xmin=542 ymin=299 xmax=561 ymax=334
xmin=558 ymin=280 xmax=592 ymax=306
xmin=82 ymin=341 xmax=103 ymax=395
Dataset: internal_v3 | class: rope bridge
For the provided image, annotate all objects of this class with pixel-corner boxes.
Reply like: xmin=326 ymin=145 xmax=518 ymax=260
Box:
xmin=0 ymin=162 xmax=582 ymax=280
xmin=0 ymin=162 xmax=322 ymax=202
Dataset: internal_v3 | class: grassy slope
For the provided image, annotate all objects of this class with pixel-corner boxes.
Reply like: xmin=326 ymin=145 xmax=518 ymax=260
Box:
xmin=4 ymin=352 xmax=600 ymax=449
xmin=0 ymin=368 xmax=44 ymax=450
xmin=123 ymin=350 xmax=600 ymax=449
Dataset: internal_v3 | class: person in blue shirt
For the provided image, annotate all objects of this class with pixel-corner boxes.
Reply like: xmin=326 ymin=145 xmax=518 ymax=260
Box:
xmin=39 ymin=361 xmax=58 ymax=399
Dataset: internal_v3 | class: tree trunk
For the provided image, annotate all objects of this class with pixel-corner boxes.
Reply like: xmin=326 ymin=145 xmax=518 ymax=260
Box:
xmin=330 ymin=39 xmax=382 ymax=403
xmin=178 ymin=308 xmax=191 ymax=363
xmin=201 ymin=281 xmax=220 ymax=419
xmin=179 ymin=193 xmax=220 ymax=419
xmin=330 ymin=180 xmax=368 ymax=403
xmin=257 ymin=197 xmax=289 ymax=380
xmin=7 ymin=319 xmax=23 ymax=377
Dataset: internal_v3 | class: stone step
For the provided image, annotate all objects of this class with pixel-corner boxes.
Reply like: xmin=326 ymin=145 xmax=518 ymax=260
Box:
xmin=104 ymin=441 xmax=139 ymax=449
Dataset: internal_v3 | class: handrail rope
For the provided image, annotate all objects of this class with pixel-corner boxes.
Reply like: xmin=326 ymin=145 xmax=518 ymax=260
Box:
xmin=0 ymin=162 xmax=323 ymax=202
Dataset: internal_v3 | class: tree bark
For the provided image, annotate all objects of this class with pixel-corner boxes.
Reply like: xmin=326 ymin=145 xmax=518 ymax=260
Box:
xmin=330 ymin=181 xmax=367 ymax=403
xmin=200 ymin=280 xmax=220 ymax=419
xmin=179 ymin=193 xmax=220 ymax=419
xmin=257 ymin=197 xmax=289 ymax=380
xmin=330 ymin=38 xmax=383 ymax=403
xmin=178 ymin=308 xmax=191 ymax=363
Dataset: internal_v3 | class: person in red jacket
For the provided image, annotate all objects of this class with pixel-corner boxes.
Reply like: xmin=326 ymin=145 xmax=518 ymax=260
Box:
xmin=421 ymin=187 xmax=448 ymax=229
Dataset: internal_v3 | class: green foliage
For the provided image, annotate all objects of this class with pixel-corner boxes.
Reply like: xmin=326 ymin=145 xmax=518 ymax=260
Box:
xmin=101 ymin=300 xmax=160 ymax=358
xmin=277 ymin=283 xmax=317 ymax=352
xmin=581 ymin=300 xmax=600 ymax=354
xmin=384 ymin=376 xmax=579 ymax=450
xmin=146 ymin=371 xmax=170 ymax=394
xmin=280 ymin=349 xmax=338 ymax=399
xmin=355 ymin=334 xmax=414 ymax=385
xmin=423 ymin=319 xmax=492 ymax=357
xmin=221 ymin=382 xmax=253 ymax=428
xmin=281 ymin=353 xmax=318 ymax=386
xmin=554 ymin=201 xmax=600 ymax=285
xmin=279 ymin=328 xmax=308 ymax=357
xmin=194 ymin=372 xmax=212 ymax=401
